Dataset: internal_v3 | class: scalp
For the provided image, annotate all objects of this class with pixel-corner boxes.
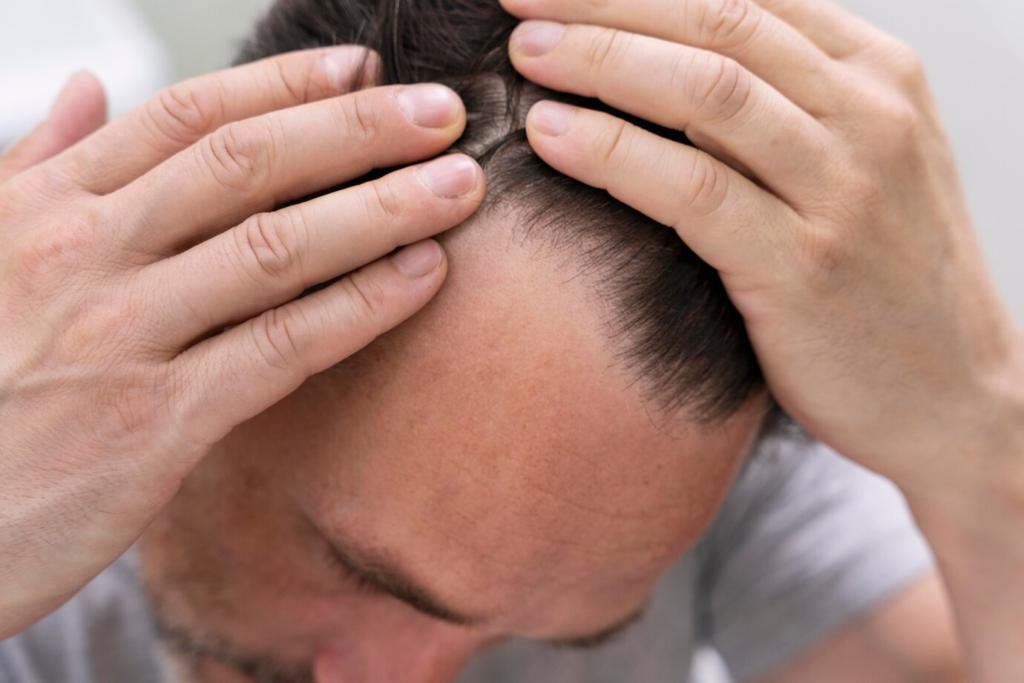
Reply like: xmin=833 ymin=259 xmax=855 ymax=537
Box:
xmin=238 ymin=0 xmax=769 ymax=423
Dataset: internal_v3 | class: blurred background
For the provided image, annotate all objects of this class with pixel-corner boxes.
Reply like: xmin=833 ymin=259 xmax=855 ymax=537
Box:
xmin=0 ymin=0 xmax=1021 ymax=323
xmin=0 ymin=1 xmax=1020 ymax=681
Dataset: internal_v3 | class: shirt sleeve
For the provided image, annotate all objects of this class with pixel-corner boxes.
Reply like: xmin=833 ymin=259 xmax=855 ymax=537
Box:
xmin=695 ymin=435 xmax=936 ymax=682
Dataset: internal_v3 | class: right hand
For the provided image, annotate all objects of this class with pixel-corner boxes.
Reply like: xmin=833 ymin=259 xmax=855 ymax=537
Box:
xmin=0 ymin=47 xmax=484 ymax=638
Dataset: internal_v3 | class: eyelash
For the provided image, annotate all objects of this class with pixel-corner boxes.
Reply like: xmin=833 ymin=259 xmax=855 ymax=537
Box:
xmin=318 ymin=540 xmax=379 ymax=595
xmin=550 ymin=628 xmax=629 ymax=651
xmin=315 ymin=535 xmax=634 ymax=650
xmin=549 ymin=605 xmax=648 ymax=651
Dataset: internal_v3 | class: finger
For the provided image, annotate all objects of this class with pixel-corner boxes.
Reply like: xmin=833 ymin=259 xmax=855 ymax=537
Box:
xmin=0 ymin=72 xmax=107 ymax=185
xmin=62 ymin=47 xmax=377 ymax=195
xmin=511 ymin=23 xmax=833 ymax=201
xmin=750 ymin=0 xmax=880 ymax=59
xmin=172 ymin=239 xmax=447 ymax=445
xmin=525 ymin=101 xmax=797 ymax=280
xmin=501 ymin=0 xmax=841 ymax=113
xmin=144 ymin=155 xmax=482 ymax=348
xmin=113 ymin=83 xmax=466 ymax=256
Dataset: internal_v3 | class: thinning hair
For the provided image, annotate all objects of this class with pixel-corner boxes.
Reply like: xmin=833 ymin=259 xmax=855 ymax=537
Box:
xmin=237 ymin=0 xmax=768 ymax=422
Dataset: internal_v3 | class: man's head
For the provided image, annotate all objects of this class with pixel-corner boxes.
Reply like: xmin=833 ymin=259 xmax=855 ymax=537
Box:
xmin=138 ymin=2 xmax=773 ymax=682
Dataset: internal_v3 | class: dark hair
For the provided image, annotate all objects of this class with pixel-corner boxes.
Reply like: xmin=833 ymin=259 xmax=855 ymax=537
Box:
xmin=237 ymin=0 xmax=767 ymax=422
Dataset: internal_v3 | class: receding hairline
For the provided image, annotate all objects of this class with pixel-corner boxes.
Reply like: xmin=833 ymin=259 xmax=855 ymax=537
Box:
xmin=237 ymin=0 xmax=770 ymax=424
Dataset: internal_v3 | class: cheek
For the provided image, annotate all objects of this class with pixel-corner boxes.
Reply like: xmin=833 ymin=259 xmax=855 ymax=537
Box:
xmin=141 ymin=462 xmax=489 ymax=671
xmin=138 ymin=445 xmax=336 ymax=646
xmin=140 ymin=432 xmax=488 ymax=661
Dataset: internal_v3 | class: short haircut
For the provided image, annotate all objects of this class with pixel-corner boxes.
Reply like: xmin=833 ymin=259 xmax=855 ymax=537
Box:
xmin=236 ymin=0 xmax=767 ymax=422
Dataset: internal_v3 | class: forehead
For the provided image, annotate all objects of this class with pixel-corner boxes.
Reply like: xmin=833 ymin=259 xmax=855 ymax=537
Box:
xmin=252 ymin=211 xmax=760 ymax=628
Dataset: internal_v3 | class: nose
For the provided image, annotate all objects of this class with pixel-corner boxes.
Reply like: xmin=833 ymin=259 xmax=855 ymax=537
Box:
xmin=312 ymin=631 xmax=477 ymax=683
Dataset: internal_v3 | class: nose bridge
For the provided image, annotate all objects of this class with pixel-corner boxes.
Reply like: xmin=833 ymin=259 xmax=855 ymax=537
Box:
xmin=313 ymin=624 xmax=478 ymax=683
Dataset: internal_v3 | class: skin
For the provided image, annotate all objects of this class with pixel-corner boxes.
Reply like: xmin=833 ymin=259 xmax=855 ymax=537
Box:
xmin=753 ymin=575 xmax=966 ymax=683
xmin=138 ymin=207 xmax=766 ymax=681
xmin=500 ymin=0 xmax=1024 ymax=679
xmin=0 ymin=0 xmax=1021 ymax=681
xmin=0 ymin=49 xmax=486 ymax=636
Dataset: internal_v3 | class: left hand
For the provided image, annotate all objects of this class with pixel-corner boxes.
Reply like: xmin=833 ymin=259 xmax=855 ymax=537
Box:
xmin=500 ymin=0 xmax=1024 ymax=507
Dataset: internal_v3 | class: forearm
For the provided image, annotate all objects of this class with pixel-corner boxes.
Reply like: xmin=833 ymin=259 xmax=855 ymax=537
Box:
xmin=915 ymin=510 xmax=1024 ymax=683
xmin=909 ymin=352 xmax=1024 ymax=683
xmin=749 ymin=574 xmax=967 ymax=683
xmin=502 ymin=0 xmax=1024 ymax=672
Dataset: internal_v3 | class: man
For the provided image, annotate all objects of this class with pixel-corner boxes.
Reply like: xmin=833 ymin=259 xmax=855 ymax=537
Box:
xmin=1 ymin=0 xmax=1021 ymax=682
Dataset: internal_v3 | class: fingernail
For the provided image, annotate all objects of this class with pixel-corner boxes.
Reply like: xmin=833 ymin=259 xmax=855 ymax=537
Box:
xmin=396 ymin=85 xmax=459 ymax=128
xmin=323 ymin=49 xmax=368 ymax=92
xmin=418 ymin=155 xmax=479 ymax=198
xmin=530 ymin=101 xmax=575 ymax=137
xmin=513 ymin=21 xmax=566 ymax=57
xmin=393 ymin=240 xmax=443 ymax=278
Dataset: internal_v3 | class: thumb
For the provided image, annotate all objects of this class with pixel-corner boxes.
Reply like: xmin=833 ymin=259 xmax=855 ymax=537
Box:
xmin=0 ymin=71 xmax=108 ymax=184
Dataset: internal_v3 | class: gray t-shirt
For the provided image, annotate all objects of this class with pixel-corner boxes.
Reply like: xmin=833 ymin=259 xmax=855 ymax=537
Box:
xmin=0 ymin=440 xmax=934 ymax=683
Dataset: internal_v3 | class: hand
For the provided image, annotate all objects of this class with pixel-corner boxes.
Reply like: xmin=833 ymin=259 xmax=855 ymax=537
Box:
xmin=502 ymin=1 xmax=1024 ymax=679
xmin=501 ymin=0 xmax=1024 ymax=504
xmin=0 ymin=50 xmax=483 ymax=637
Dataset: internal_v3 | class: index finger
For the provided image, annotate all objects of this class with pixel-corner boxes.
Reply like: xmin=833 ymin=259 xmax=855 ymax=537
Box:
xmin=500 ymin=0 xmax=841 ymax=113
xmin=56 ymin=47 xmax=378 ymax=196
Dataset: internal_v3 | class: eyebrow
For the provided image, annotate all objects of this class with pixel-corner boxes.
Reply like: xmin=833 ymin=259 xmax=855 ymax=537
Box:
xmin=321 ymin=532 xmax=649 ymax=649
xmin=325 ymin=536 xmax=484 ymax=627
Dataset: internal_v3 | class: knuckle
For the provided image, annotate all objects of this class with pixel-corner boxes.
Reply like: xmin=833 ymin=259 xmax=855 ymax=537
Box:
xmin=198 ymin=121 xmax=276 ymax=193
xmin=12 ymin=205 xmax=106 ymax=286
xmin=586 ymin=27 xmax=632 ymax=78
xmin=593 ymin=117 xmax=636 ymax=173
xmin=163 ymin=361 xmax=206 ymax=434
xmin=690 ymin=53 xmax=753 ymax=124
xmin=680 ymin=152 xmax=729 ymax=219
xmin=269 ymin=56 xmax=312 ymax=105
xmin=362 ymin=178 xmax=406 ymax=230
xmin=842 ymin=168 xmax=886 ymax=209
xmin=253 ymin=306 xmax=310 ymax=372
xmin=666 ymin=50 xmax=692 ymax=117
xmin=235 ymin=211 xmax=302 ymax=281
xmin=888 ymin=101 xmax=921 ymax=135
xmin=94 ymin=370 xmax=175 ymax=445
xmin=699 ymin=0 xmax=759 ymax=50
xmin=57 ymin=294 xmax=139 ymax=364
xmin=883 ymin=39 xmax=927 ymax=86
xmin=798 ymin=226 xmax=850 ymax=288
xmin=335 ymin=91 xmax=384 ymax=148
xmin=342 ymin=271 xmax=391 ymax=336
xmin=804 ymin=147 xmax=884 ymax=219
xmin=147 ymin=82 xmax=219 ymax=148
xmin=869 ymin=97 xmax=923 ymax=150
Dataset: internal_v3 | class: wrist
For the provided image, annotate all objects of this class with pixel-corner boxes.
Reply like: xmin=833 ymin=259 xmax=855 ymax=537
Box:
xmin=908 ymin=335 xmax=1024 ymax=550
xmin=906 ymin=341 xmax=1024 ymax=683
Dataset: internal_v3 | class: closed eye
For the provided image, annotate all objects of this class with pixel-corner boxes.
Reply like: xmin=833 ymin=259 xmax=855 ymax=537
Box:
xmin=312 ymin=518 xmax=648 ymax=649
xmin=320 ymin=540 xmax=381 ymax=595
